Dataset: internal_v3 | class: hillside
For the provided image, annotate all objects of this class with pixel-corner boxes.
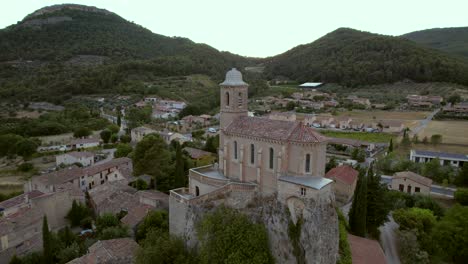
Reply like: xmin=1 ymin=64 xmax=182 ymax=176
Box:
xmin=263 ymin=28 xmax=468 ymax=86
xmin=402 ymin=27 xmax=468 ymax=61
xmin=0 ymin=4 xmax=259 ymax=103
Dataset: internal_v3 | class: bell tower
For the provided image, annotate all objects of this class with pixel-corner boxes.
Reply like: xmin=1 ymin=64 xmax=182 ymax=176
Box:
xmin=219 ymin=68 xmax=248 ymax=131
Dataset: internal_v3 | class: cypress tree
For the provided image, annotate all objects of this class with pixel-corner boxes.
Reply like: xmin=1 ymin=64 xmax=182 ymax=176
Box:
xmin=42 ymin=215 xmax=52 ymax=264
xmin=349 ymin=169 xmax=367 ymax=237
xmin=365 ymin=166 xmax=389 ymax=237
xmin=174 ymin=142 xmax=185 ymax=188
xmin=388 ymin=139 xmax=393 ymax=152
xmin=117 ymin=113 xmax=121 ymax=127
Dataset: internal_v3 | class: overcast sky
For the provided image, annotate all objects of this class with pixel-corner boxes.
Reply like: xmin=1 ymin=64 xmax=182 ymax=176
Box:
xmin=1 ymin=0 xmax=467 ymax=57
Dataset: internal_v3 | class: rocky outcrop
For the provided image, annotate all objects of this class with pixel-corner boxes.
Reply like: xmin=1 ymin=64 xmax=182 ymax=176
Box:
xmin=20 ymin=16 xmax=72 ymax=28
xmin=178 ymin=194 xmax=338 ymax=264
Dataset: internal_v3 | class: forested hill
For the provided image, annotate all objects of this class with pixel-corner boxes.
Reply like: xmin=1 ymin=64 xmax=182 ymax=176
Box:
xmin=263 ymin=28 xmax=468 ymax=86
xmin=0 ymin=4 xmax=252 ymax=74
xmin=402 ymin=27 xmax=468 ymax=61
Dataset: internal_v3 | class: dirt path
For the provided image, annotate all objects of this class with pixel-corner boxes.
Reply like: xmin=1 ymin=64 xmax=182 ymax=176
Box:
xmin=379 ymin=214 xmax=401 ymax=264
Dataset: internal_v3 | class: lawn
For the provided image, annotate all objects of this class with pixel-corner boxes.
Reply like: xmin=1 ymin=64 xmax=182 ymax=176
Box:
xmin=418 ymin=120 xmax=468 ymax=145
xmin=320 ymin=130 xmax=395 ymax=143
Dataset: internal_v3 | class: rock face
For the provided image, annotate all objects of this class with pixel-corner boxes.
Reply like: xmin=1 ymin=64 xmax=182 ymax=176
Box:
xmin=175 ymin=194 xmax=338 ymax=264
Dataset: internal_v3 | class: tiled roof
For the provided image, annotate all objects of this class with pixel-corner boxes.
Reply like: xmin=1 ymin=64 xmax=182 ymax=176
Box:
xmin=67 ymin=238 xmax=140 ymax=264
xmin=120 ymin=204 xmax=153 ymax=228
xmin=393 ymin=171 xmax=432 ymax=187
xmin=183 ymin=147 xmax=213 ymax=159
xmin=348 ymin=234 xmax=386 ymax=264
xmin=326 ymin=165 xmax=359 ymax=185
xmin=89 ymin=182 xmax=139 ymax=215
xmin=412 ymin=149 xmax=468 ymax=161
xmin=225 ymin=117 xmax=326 ymax=143
xmin=0 ymin=207 xmax=44 ymax=236
xmin=36 ymin=158 xmax=132 ymax=186
xmin=0 ymin=190 xmax=44 ymax=210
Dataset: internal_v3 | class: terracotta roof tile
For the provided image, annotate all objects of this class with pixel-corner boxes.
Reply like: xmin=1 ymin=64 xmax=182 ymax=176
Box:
xmin=225 ymin=117 xmax=326 ymax=143
xmin=326 ymin=165 xmax=359 ymax=185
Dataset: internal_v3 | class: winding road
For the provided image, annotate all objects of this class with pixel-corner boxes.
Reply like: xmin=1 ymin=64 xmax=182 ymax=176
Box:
xmin=379 ymin=214 xmax=401 ymax=264
xmin=410 ymin=108 xmax=440 ymax=135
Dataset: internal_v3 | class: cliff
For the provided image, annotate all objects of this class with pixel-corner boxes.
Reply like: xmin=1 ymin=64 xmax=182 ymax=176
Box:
xmin=173 ymin=193 xmax=339 ymax=264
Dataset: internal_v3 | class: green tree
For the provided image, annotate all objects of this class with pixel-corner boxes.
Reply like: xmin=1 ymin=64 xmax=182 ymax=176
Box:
xmin=447 ymin=94 xmax=461 ymax=105
xmin=110 ymin=134 xmax=118 ymax=143
xmin=73 ymin=127 xmax=92 ymax=138
xmin=100 ymin=129 xmax=112 ymax=144
xmin=388 ymin=138 xmax=393 ymax=152
xmin=366 ymin=166 xmax=390 ymax=237
xmin=174 ymin=142 xmax=186 ymax=188
xmin=133 ymin=134 xmax=173 ymax=192
xmin=115 ymin=144 xmax=133 ymax=158
xmin=42 ymin=216 xmax=53 ymax=264
xmin=326 ymin=157 xmax=337 ymax=173
xmin=197 ymin=206 xmax=274 ymax=264
xmin=286 ymin=101 xmax=297 ymax=110
xmin=57 ymin=242 xmax=81 ymax=264
xmin=117 ymin=113 xmax=122 ymax=127
xmin=412 ymin=135 xmax=419 ymax=144
xmin=455 ymin=163 xmax=468 ymax=186
xmin=204 ymin=135 xmax=219 ymax=154
xmin=99 ymin=226 xmax=130 ymax=240
xmin=96 ymin=213 xmax=120 ymax=233
xmin=422 ymin=136 xmax=429 ymax=144
xmin=107 ymin=124 xmax=120 ymax=134
xmin=432 ymin=205 xmax=468 ymax=263
xmin=66 ymin=200 xmax=90 ymax=227
xmin=120 ymin=134 xmax=131 ymax=143
xmin=137 ymin=229 xmax=197 ymax=264
xmin=0 ymin=134 xmax=24 ymax=157
xmin=126 ymin=106 xmax=152 ymax=129
xmin=393 ymin=207 xmax=436 ymax=251
xmin=349 ymin=170 xmax=367 ymax=237
xmin=422 ymin=158 xmax=443 ymax=182
xmin=136 ymin=210 xmax=169 ymax=242
xmin=9 ymin=255 xmax=22 ymax=264
xmin=15 ymin=138 xmax=38 ymax=160
xmin=396 ymin=230 xmax=430 ymax=264
xmin=430 ymin=134 xmax=443 ymax=145
xmin=454 ymin=188 xmax=468 ymax=205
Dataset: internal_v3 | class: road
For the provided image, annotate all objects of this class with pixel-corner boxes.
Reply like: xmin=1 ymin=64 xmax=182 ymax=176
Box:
xmin=380 ymin=175 xmax=455 ymax=197
xmin=411 ymin=108 xmax=440 ymax=135
xmin=379 ymin=214 xmax=401 ymax=264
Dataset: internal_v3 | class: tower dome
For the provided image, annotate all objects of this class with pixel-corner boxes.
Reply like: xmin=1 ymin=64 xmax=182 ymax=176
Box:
xmin=220 ymin=68 xmax=248 ymax=86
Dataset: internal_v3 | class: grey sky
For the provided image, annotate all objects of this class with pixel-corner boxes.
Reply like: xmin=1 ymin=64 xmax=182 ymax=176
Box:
xmin=1 ymin=0 xmax=467 ymax=57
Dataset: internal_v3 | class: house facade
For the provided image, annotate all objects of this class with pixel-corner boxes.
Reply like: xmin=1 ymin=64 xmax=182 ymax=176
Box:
xmin=391 ymin=171 xmax=432 ymax=195
xmin=325 ymin=165 xmax=359 ymax=203
xmin=56 ymin=151 xmax=94 ymax=167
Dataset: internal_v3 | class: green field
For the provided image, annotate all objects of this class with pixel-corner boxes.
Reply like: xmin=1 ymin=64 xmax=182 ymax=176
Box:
xmin=321 ymin=130 xmax=395 ymax=143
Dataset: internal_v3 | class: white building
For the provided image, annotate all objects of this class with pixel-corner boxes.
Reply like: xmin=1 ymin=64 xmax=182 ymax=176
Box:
xmin=56 ymin=151 xmax=95 ymax=167
xmin=410 ymin=149 xmax=468 ymax=168
xmin=70 ymin=138 xmax=101 ymax=150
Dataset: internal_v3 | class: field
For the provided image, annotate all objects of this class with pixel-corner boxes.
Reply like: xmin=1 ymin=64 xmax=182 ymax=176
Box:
xmin=320 ymin=130 xmax=396 ymax=143
xmin=338 ymin=110 xmax=430 ymax=130
xmin=418 ymin=120 xmax=468 ymax=145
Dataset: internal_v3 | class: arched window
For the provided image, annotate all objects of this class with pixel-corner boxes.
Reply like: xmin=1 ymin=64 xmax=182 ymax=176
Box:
xmin=238 ymin=92 xmax=243 ymax=107
xmin=234 ymin=141 xmax=238 ymax=160
xmin=196 ymin=186 xmax=200 ymax=196
xmin=305 ymin=154 xmax=311 ymax=173
xmin=269 ymin=147 xmax=274 ymax=169
xmin=250 ymin=144 xmax=255 ymax=164
xmin=225 ymin=92 xmax=230 ymax=106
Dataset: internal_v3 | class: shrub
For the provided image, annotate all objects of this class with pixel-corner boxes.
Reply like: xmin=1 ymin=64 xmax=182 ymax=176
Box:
xmin=17 ymin=162 xmax=34 ymax=172
xmin=454 ymin=188 xmax=468 ymax=205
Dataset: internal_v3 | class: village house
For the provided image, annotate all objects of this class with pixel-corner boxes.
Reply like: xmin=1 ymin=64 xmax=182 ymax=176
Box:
xmin=0 ymin=184 xmax=84 ymax=261
xmin=391 ymin=171 xmax=432 ymax=195
xmin=182 ymin=114 xmax=212 ymax=127
xmin=442 ymin=101 xmax=468 ymax=115
xmin=56 ymin=151 xmax=94 ymax=167
xmin=25 ymin=157 xmax=133 ymax=193
xmin=298 ymin=82 xmax=323 ymax=89
xmin=144 ymin=96 xmax=159 ymax=103
xmin=158 ymin=131 xmax=189 ymax=144
xmin=328 ymin=137 xmax=376 ymax=152
xmin=67 ymin=238 xmax=140 ymax=264
xmin=346 ymin=95 xmax=371 ymax=108
xmin=169 ymin=68 xmax=334 ymax=237
xmin=325 ymin=165 xmax=359 ymax=204
xmin=407 ymin=94 xmax=443 ymax=108
xmin=323 ymin=100 xmax=339 ymax=108
xmin=131 ymin=126 xmax=157 ymax=142
xmin=410 ymin=149 xmax=468 ymax=168
xmin=379 ymin=120 xmax=404 ymax=133
xmin=70 ymin=138 xmax=100 ymax=150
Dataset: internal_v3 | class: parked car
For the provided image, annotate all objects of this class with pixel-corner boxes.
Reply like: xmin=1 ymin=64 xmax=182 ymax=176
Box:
xmin=208 ymin=127 xmax=217 ymax=133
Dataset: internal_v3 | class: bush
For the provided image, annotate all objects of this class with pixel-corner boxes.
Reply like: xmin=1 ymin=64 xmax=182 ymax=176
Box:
xmin=73 ymin=127 xmax=92 ymax=138
xmin=17 ymin=162 xmax=34 ymax=172
xmin=454 ymin=188 xmax=468 ymax=205
xmin=337 ymin=209 xmax=352 ymax=264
